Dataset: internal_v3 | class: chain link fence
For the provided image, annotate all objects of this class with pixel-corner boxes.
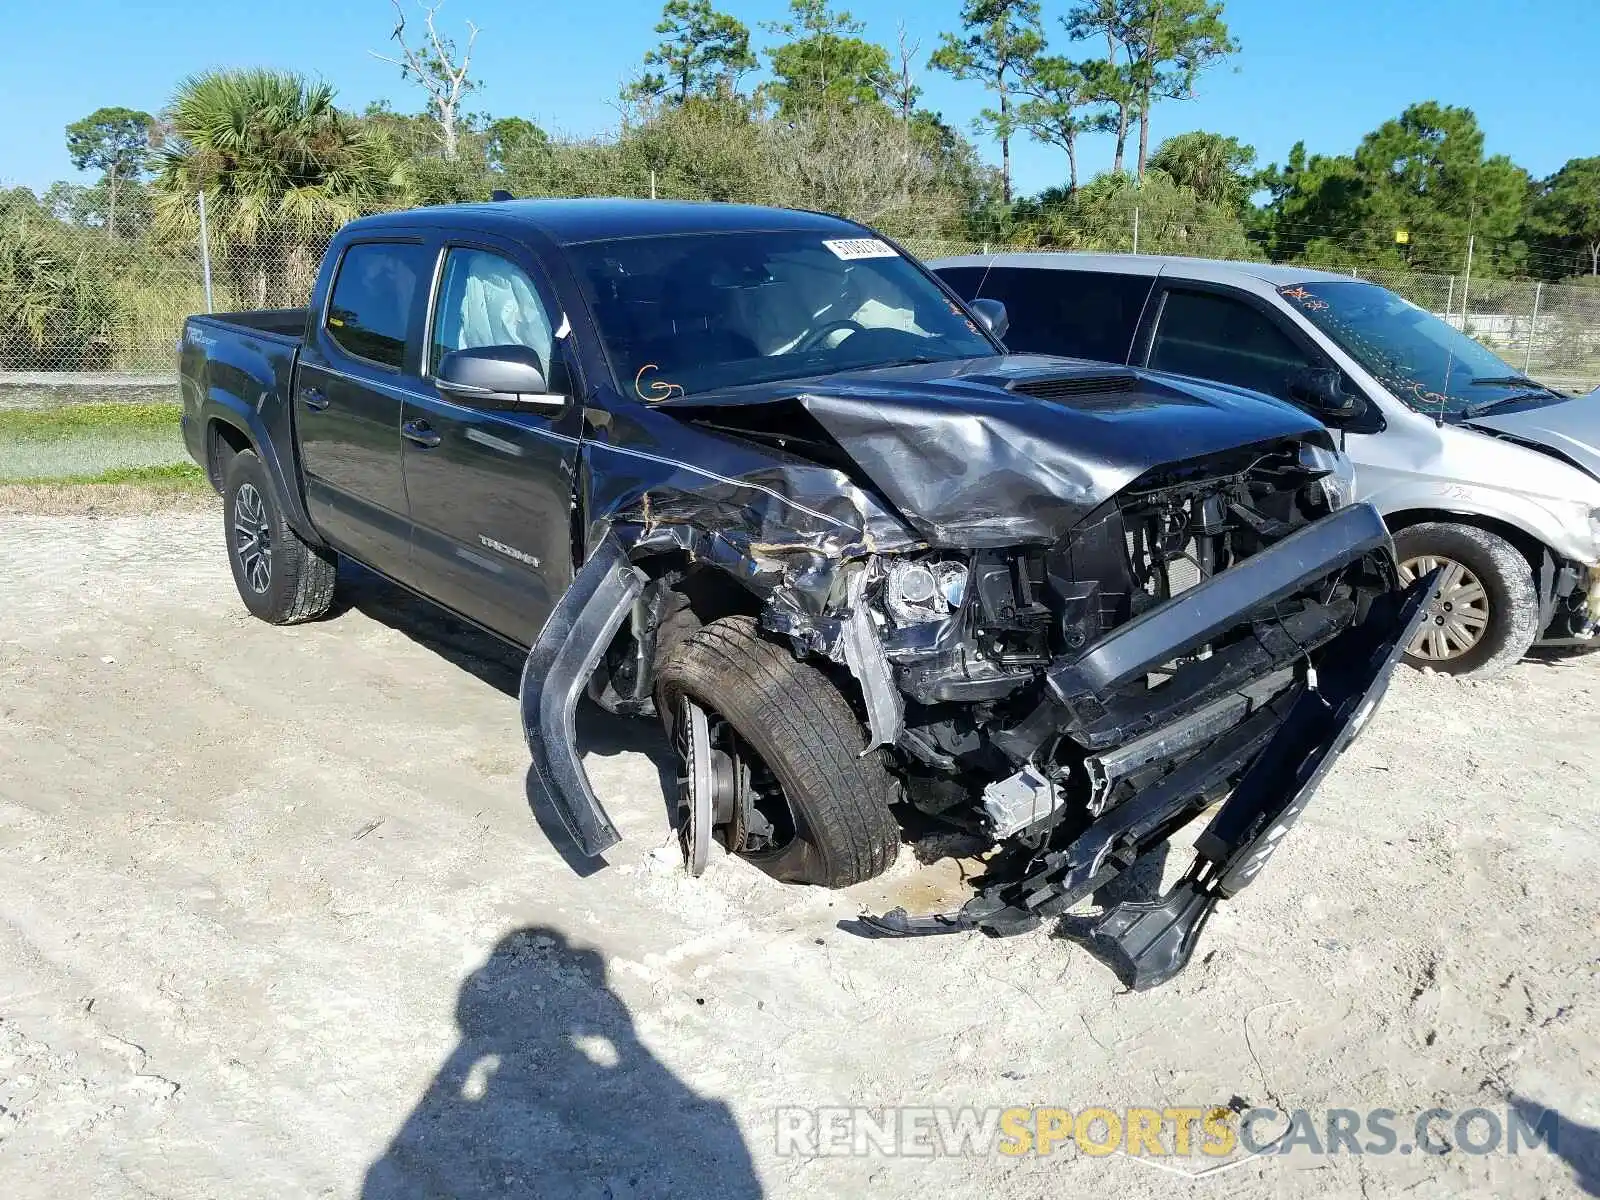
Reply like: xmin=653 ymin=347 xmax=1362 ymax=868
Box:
xmin=1362 ymin=267 xmax=1600 ymax=394
xmin=0 ymin=198 xmax=334 ymax=376
xmin=4 ymin=195 xmax=1599 ymax=393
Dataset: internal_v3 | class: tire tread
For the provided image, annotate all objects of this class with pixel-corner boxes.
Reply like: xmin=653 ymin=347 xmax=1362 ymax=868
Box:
xmin=223 ymin=450 xmax=336 ymax=626
xmin=657 ymin=615 xmax=899 ymax=887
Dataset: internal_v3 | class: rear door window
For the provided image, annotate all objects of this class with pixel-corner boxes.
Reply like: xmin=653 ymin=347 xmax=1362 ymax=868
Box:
xmin=977 ymin=267 xmax=1154 ymax=363
xmin=324 ymin=241 xmax=433 ymax=370
xmin=1149 ymin=289 xmax=1313 ymax=401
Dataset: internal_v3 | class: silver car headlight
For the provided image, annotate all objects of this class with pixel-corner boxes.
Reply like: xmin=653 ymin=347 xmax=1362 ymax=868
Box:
xmin=1300 ymin=443 xmax=1356 ymax=510
xmin=1589 ymin=507 xmax=1600 ymax=550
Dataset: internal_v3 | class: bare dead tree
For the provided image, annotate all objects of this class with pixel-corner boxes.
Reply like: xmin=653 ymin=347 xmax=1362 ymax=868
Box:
xmin=371 ymin=0 xmax=480 ymax=160
xmin=874 ymin=24 xmax=923 ymax=129
xmin=870 ymin=24 xmax=923 ymax=171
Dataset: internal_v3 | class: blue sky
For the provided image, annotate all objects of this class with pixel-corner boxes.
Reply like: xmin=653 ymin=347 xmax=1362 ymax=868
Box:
xmin=4 ymin=0 xmax=1597 ymax=198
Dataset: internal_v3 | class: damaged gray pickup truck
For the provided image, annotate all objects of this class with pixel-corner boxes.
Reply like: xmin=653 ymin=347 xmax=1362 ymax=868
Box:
xmin=180 ymin=199 xmax=1433 ymax=988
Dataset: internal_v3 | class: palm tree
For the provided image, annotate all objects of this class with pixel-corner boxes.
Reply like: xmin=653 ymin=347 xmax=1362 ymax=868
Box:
xmin=1147 ymin=131 xmax=1258 ymax=214
xmin=153 ymin=70 xmax=391 ymax=305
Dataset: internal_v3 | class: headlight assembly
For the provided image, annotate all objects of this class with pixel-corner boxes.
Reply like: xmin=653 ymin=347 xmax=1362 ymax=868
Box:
xmin=1299 ymin=443 xmax=1356 ymax=511
xmin=883 ymin=557 xmax=968 ymax=625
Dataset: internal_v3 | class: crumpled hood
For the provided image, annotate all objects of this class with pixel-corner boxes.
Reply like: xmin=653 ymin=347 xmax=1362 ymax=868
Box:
xmin=1463 ymin=391 xmax=1600 ymax=481
xmin=659 ymin=354 xmax=1326 ymax=545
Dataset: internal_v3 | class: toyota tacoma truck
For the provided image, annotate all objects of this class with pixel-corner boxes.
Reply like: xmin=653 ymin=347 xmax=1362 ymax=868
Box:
xmin=179 ymin=199 xmax=1432 ymax=988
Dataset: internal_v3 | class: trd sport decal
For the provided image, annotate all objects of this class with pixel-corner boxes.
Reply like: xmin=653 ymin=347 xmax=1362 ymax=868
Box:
xmin=479 ymin=535 xmax=540 ymax=567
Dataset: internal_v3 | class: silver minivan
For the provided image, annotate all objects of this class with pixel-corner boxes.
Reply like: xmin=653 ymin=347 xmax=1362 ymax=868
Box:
xmin=933 ymin=252 xmax=1600 ymax=675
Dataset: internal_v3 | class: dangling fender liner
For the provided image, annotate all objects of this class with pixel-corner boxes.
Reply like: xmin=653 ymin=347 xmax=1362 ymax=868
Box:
xmin=520 ymin=534 xmax=646 ymax=858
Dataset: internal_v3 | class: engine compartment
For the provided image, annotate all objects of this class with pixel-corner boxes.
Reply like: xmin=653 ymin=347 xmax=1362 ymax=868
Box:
xmin=859 ymin=440 xmax=1372 ymax=845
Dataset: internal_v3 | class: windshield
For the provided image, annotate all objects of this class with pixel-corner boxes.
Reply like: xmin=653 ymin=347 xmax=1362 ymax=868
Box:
xmin=1278 ymin=281 xmax=1548 ymax=418
xmin=568 ymin=231 xmax=997 ymax=400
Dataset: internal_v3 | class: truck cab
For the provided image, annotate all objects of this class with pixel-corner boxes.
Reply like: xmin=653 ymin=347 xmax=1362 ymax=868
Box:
xmin=184 ymin=209 xmax=608 ymax=646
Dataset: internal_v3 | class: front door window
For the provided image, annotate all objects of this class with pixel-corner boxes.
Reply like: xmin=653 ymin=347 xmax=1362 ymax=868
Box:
xmin=429 ymin=247 xmax=557 ymax=381
xmin=1150 ymin=289 xmax=1313 ymax=403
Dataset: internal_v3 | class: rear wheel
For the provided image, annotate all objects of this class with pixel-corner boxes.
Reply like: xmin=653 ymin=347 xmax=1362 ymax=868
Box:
xmin=223 ymin=450 xmax=336 ymax=625
xmin=655 ymin=616 xmax=900 ymax=887
xmin=1393 ymin=522 xmax=1538 ymax=676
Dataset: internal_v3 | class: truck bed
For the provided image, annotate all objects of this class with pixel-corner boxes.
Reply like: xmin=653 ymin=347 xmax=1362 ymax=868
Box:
xmin=179 ymin=308 xmax=307 ymax=513
xmin=191 ymin=308 xmax=308 ymax=345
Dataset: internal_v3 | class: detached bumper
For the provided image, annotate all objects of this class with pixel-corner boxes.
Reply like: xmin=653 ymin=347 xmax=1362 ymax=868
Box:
xmin=856 ymin=510 xmax=1432 ymax=989
xmin=986 ymin=503 xmax=1394 ymax=776
xmin=1052 ymin=503 xmax=1393 ymax=713
xmin=1055 ymin=573 xmax=1432 ymax=987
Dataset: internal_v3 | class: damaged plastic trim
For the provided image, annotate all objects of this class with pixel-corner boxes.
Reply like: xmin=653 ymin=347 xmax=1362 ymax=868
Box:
xmin=520 ymin=533 xmax=646 ymax=857
xmin=839 ymin=567 xmax=905 ymax=753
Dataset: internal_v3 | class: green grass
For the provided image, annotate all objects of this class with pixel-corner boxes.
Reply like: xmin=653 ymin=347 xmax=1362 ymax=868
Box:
xmin=65 ymin=462 xmax=210 ymax=488
xmin=0 ymin=401 xmax=183 ymax=440
xmin=0 ymin=401 xmax=191 ymax=484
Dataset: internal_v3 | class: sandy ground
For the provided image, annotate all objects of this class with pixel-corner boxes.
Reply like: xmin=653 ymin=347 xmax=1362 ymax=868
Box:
xmin=0 ymin=482 xmax=213 ymax=517
xmin=1 ymin=507 xmax=1598 ymax=1199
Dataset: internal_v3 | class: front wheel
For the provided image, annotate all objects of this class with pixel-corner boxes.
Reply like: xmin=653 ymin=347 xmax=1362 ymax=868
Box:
xmin=1393 ymin=522 xmax=1538 ymax=677
xmin=655 ymin=616 xmax=900 ymax=887
xmin=222 ymin=450 xmax=337 ymax=625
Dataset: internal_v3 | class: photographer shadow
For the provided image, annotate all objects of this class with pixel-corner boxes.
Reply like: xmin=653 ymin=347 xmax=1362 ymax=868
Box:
xmin=1509 ymin=1094 xmax=1600 ymax=1197
xmin=363 ymin=926 xmax=762 ymax=1200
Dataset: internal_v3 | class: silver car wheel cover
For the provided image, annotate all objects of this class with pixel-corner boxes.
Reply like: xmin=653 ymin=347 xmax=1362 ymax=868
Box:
xmin=1397 ymin=554 xmax=1490 ymax=661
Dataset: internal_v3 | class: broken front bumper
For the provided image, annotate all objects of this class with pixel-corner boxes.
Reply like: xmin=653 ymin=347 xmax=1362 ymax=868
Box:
xmin=1537 ymin=561 xmax=1600 ymax=646
xmin=856 ymin=568 xmax=1434 ymax=988
xmin=523 ymin=505 xmax=1428 ymax=989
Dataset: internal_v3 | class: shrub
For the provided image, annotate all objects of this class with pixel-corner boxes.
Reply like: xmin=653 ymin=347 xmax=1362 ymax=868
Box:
xmin=0 ymin=219 xmax=117 ymax=369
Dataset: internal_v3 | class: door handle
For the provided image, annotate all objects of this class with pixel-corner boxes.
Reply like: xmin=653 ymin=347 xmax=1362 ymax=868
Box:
xmin=402 ymin=418 xmax=442 ymax=449
xmin=301 ymin=386 xmax=330 ymax=411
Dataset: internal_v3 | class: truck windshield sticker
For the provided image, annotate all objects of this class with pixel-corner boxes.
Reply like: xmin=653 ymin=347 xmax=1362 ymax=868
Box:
xmin=823 ymin=238 xmax=898 ymax=261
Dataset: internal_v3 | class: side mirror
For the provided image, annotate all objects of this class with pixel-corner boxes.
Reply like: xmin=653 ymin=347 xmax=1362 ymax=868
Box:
xmin=435 ymin=345 xmax=563 ymax=412
xmin=1289 ymin=366 xmax=1366 ymax=424
xmin=969 ymin=298 xmax=1010 ymax=341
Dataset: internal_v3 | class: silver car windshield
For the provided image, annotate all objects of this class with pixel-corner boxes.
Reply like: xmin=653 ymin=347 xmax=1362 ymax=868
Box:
xmin=1278 ymin=281 xmax=1551 ymax=418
